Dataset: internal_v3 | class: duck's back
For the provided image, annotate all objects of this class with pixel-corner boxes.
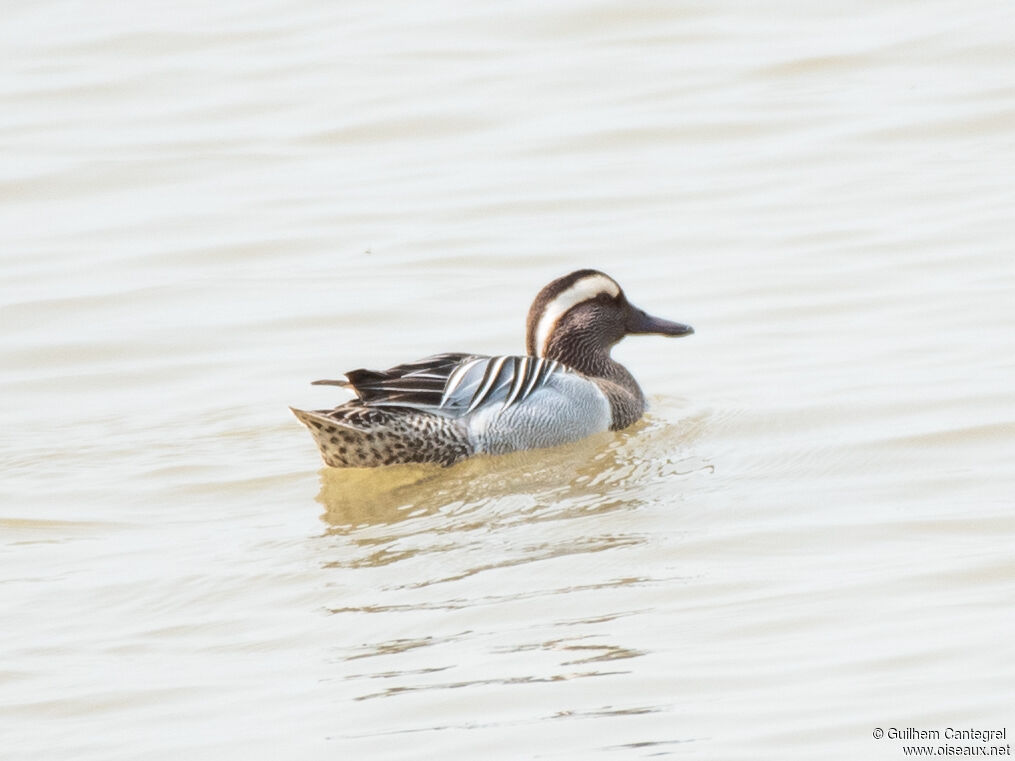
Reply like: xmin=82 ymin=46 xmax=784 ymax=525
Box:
xmin=292 ymin=353 xmax=613 ymax=466
xmin=393 ymin=353 xmax=613 ymax=454
xmin=348 ymin=352 xmax=614 ymax=454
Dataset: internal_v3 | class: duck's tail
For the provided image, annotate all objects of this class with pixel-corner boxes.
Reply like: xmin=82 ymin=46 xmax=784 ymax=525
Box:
xmin=290 ymin=406 xmax=471 ymax=468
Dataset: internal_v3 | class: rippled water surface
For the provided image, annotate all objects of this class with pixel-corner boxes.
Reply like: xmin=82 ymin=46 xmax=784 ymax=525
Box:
xmin=3 ymin=1 xmax=1014 ymax=759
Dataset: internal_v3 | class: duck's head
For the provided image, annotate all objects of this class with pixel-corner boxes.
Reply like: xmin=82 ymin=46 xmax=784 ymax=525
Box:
xmin=525 ymin=269 xmax=693 ymax=367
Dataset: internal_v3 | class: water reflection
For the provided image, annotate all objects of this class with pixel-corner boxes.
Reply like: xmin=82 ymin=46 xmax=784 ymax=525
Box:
xmin=326 ymin=575 xmax=655 ymax=615
xmin=499 ymin=637 xmax=646 ymax=666
xmin=351 ymin=668 xmax=631 ymax=703
xmin=312 ymin=416 xmax=709 ymax=593
xmin=315 ymin=409 xmax=711 ymax=533
xmin=315 ymin=430 xmax=626 ymax=530
xmin=312 ymin=410 xmax=711 ymax=602
xmin=315 ymin=409 xmax=710 ymax=721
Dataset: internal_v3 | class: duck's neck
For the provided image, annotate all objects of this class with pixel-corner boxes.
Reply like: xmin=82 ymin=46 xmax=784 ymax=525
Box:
xmin=542 ymin=331 xmax=616 ymax=377
xmin=542 ymin=335 xmax=646 ymax=430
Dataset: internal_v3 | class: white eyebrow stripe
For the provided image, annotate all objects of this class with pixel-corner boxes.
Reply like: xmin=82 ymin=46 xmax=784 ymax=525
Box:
xmin=533 ymin=274 xmax=620 ymax=356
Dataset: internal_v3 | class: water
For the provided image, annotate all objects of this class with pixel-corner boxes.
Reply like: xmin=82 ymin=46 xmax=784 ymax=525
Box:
xmin=2 ymin=1 xmax=1014 ymax=759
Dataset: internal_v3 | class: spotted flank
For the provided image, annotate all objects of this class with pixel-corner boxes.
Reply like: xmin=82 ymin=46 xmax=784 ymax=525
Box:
xmin=293 ymin=268 xmax=694 ymax=467
xmin=289 ymin=405 xmax=470 ymax=467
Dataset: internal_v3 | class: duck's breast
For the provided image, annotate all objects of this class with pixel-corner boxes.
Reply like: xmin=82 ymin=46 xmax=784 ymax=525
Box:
xmin=466 ymin=372 xmax=611 ymax=455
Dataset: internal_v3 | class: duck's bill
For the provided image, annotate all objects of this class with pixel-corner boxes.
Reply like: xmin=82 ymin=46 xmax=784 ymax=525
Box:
xmin=626 ymin=307 xmax=694 ymax=337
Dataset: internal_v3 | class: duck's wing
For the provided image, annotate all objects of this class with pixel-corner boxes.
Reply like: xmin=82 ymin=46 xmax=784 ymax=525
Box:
xmin=313 ymin=353 xmax=478 ymax=409
xmin=437 ymin=355 xmax=567 ymax=415
xmin=319 ymin=353 xmax=568 ymax=418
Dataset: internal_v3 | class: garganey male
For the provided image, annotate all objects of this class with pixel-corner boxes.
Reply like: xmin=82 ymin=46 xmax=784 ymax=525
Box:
xmin=292 ymin=269 xmax=693 ymax=467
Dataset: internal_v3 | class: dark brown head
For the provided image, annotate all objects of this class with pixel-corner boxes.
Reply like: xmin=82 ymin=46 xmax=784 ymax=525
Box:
xmin=525 ymin=269 xmax=693 ymax=368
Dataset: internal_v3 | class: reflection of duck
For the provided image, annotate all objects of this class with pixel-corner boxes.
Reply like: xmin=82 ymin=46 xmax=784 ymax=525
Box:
xmin=316 ymin=431 xmax=620 ymax=528
xmin=293 ymin=270 xmax=693 ymax=467
xmin=316 ymin=410 xmax=712 ymax=531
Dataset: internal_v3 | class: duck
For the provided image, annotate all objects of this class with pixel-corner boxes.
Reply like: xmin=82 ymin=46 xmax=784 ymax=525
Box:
xmin=291 ymin=269 xmax=693 ymax=467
